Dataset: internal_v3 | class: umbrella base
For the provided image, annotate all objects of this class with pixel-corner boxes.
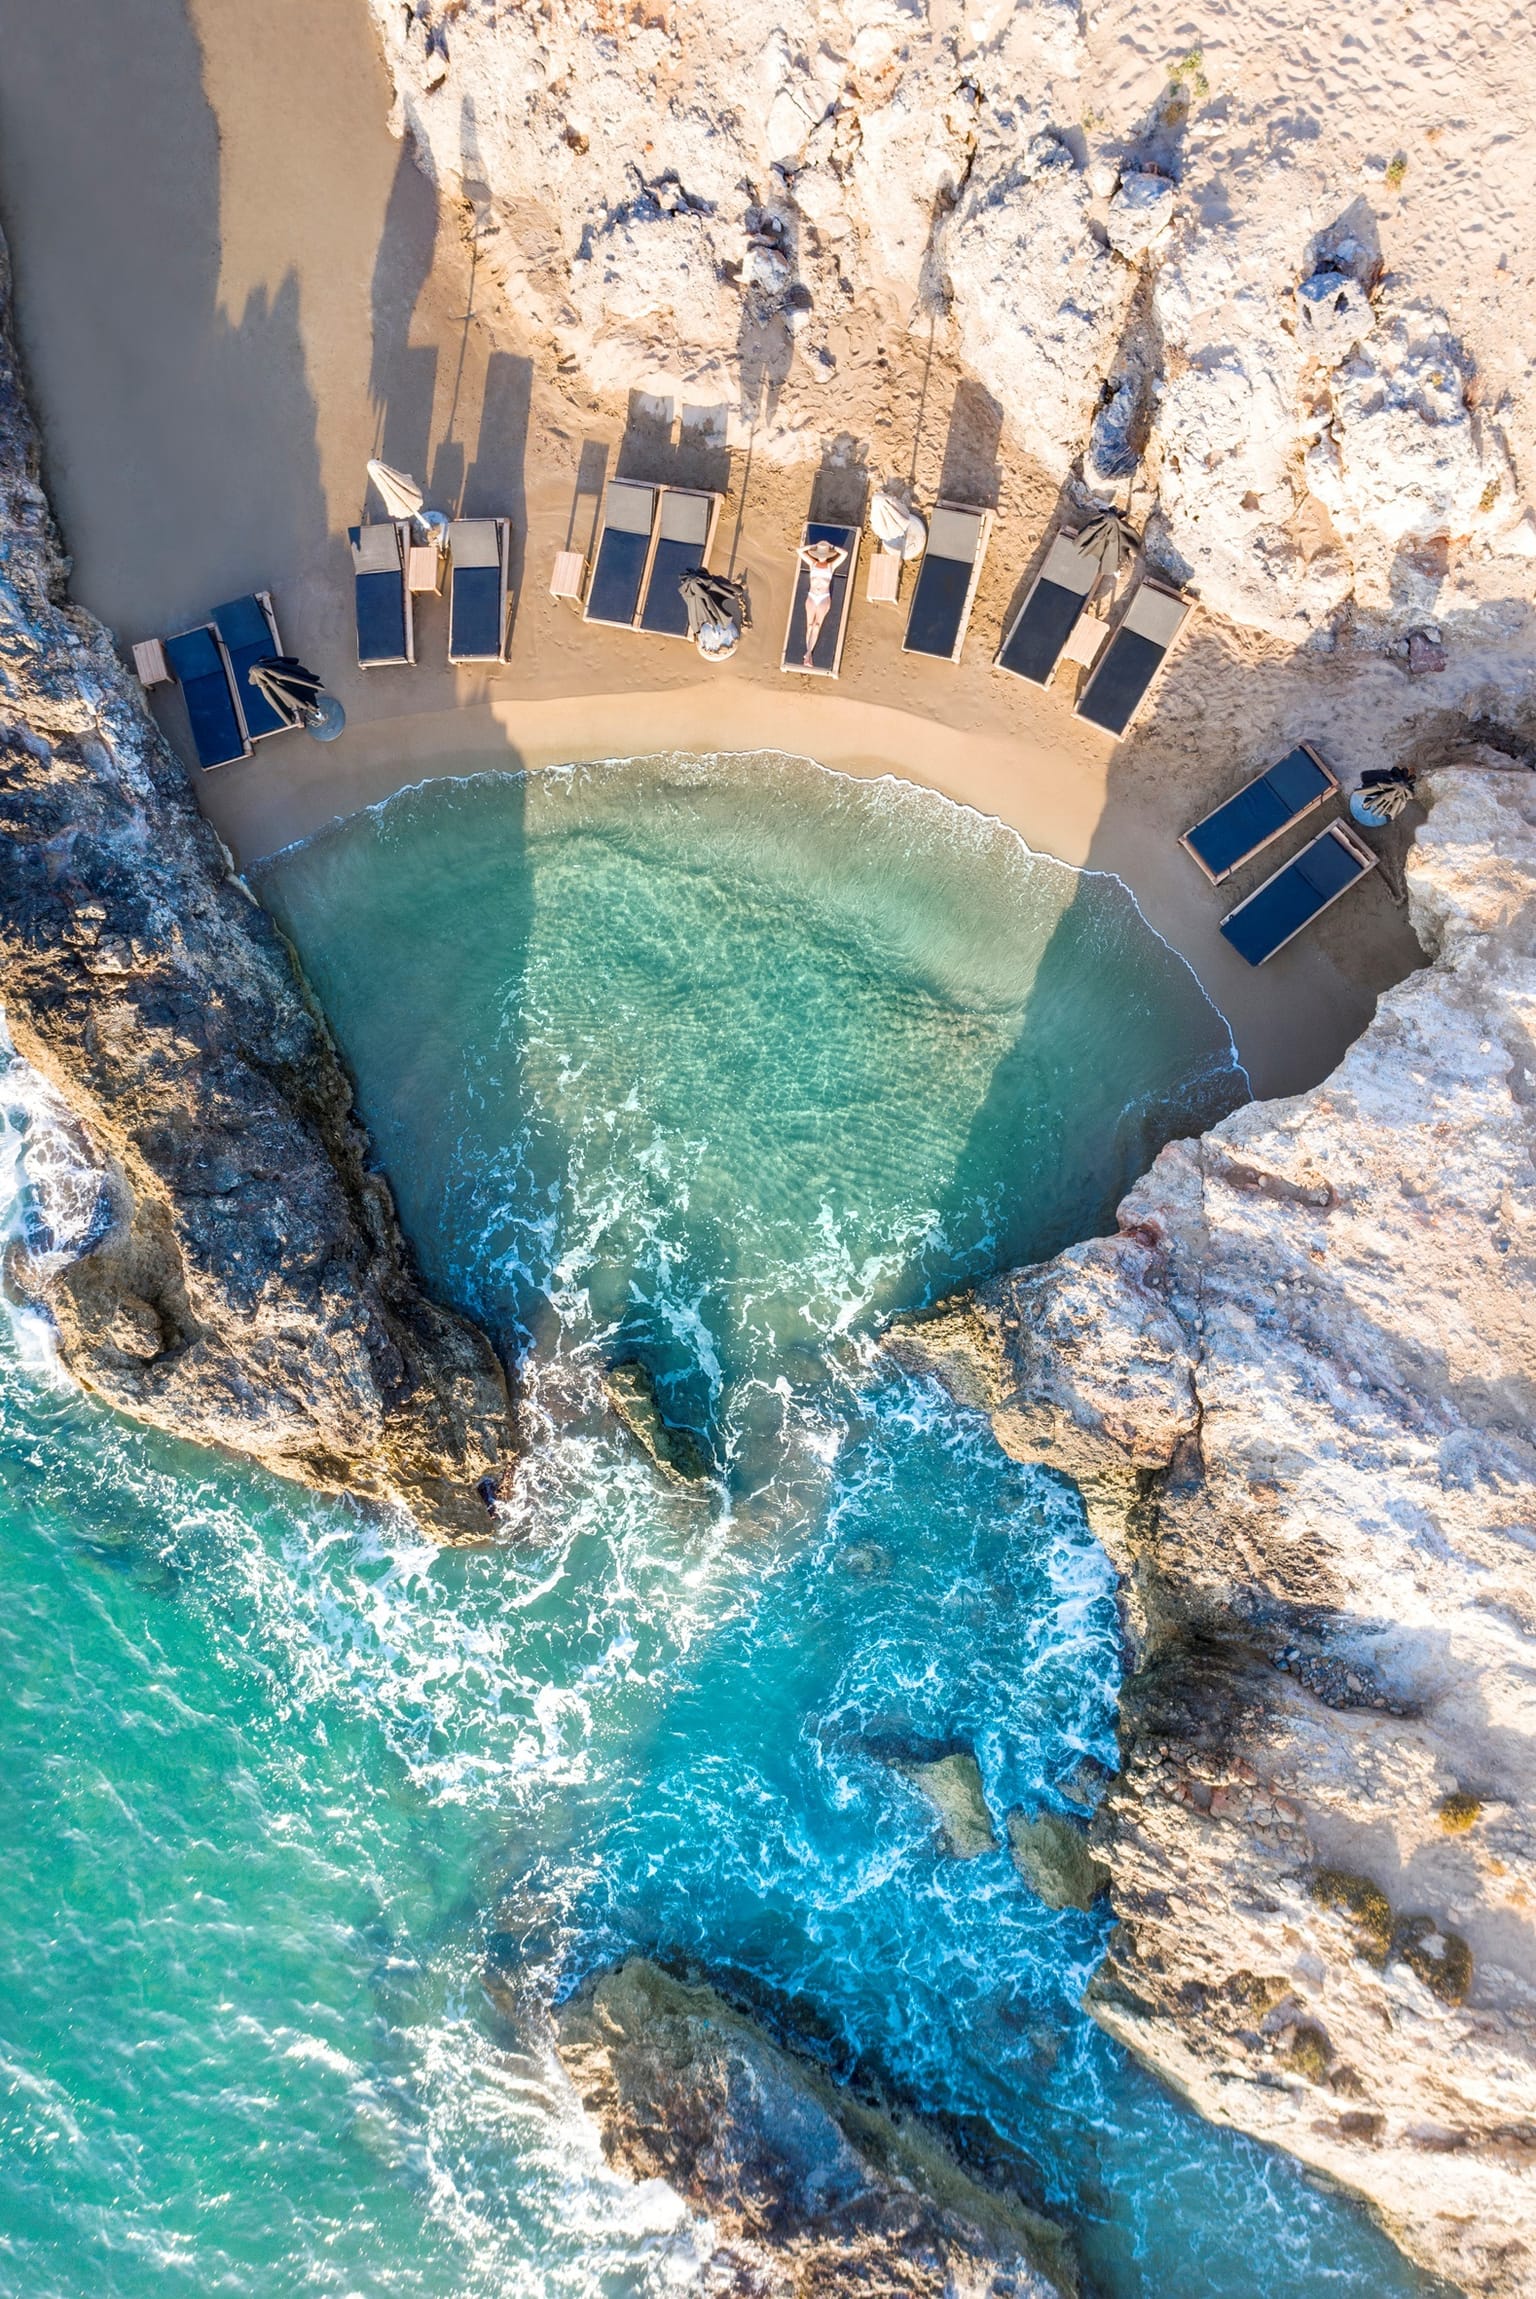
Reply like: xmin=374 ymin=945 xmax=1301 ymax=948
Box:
xmin=304 ymin=693 xmax=347 ymax=743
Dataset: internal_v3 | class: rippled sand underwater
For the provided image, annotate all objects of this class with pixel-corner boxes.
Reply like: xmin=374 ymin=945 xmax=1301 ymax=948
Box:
xmin=0 ymin=758 xmax=1439 ymax=2296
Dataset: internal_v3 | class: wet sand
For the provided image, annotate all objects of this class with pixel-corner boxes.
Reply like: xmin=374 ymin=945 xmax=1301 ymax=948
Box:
xmin=0 ymin=0 xmax=1429 ymax=1097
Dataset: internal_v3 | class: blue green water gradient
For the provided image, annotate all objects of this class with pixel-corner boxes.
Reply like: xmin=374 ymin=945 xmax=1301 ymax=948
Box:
xmin=0 ymin=755 xmax=1441 ymax=2295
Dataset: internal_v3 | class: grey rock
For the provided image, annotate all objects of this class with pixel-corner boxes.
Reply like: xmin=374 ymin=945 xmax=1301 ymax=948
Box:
xmin=604 ymin=1359 xmax=714 ymax=1483
xmin=554 ymin=1958 xmax=1076 ymax=2296
xmin=902 ymin=1750 xmax=999 ymax=1859
xmin=1007 ymin=1810 xmax=1109 ymax=1911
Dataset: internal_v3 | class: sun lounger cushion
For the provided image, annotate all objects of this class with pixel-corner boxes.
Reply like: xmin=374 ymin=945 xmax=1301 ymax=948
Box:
xmin=352 ymin=523 xmax=410 ymax=665
xmin=1077 ymin=582 xmax=1190 ymax=736
xmin=1219 ymin=823 xmax=1372 ymax=966
xmin=448 ymin=520 xmax=507 ymax=662
xmin=640 ymin=490 xmax=716 ymax=637
xmin=1183 ymin=745 xmax=1337 ymax=882
xmin=586 ymin=482 xmax=656 ymax=627
xmin=211 ymin=593 xmax=287 ymax=740
xmin=904 ymin=507 xmax=988 ymax=661
xmin=164 ymin=624 xmax=247 ymax=769
xmin=997 ymin=531 xmax=1099 ymax=685
xmin=783 ymin=522 xmax=858 ymax=675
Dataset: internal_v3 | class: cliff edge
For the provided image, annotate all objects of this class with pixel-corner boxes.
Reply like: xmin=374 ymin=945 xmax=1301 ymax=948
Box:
xmin=0 ymin=233 xmax=513 ymax=1539
xmin=894 ymin=766 xmax=1536 ymax=2293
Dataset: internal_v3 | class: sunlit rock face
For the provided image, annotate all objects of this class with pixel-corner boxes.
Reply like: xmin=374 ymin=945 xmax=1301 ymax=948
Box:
xmin=895 ymin=766 xmax=1536 ymax=2296
xmin=376 ymin=0 xmax=1534 ymax=644
xmin=0 ymin=233 xmax=512 ymax=1539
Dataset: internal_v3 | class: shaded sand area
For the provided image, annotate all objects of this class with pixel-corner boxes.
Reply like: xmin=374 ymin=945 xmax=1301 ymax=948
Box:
xmin=0 ymin=0 xmax=1436 ymax=1095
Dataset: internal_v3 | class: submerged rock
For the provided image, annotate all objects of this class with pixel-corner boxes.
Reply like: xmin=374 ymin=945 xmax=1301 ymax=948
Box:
xmin=604 ymin=1358 xmax=714 ymax=1483
xmin=0 ymin=229 xmax=512 ymax=1539
xmin=1006 ymin=1811 xmax=1109 ymax=1912
xmin=553 ymin=1958 xmax=1076 ymax=2296
xmin=901 ymin=1749 xmax=999 ymax=1860
xmin=892 ymin=769 xmax=1536 ymax=2296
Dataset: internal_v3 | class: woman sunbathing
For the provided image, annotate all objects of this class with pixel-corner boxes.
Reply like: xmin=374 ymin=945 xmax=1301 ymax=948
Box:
xmin=795 ymin=538 xmax=849 ymax=668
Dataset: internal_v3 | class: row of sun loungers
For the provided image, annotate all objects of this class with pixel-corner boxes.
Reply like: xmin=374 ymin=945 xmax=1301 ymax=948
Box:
xmin=585 ymin=483 xmax=722 ymax=637
xmin=1175 ymin=740 xmax=1377 ymax=964
xmin=156 ymin=592 xmax=285 ymax=770
xmin=351 ymin=517 xmax=513 ymax=668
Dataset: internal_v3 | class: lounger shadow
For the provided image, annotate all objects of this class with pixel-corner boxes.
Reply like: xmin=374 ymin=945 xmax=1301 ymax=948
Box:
xmin=448 ymin=518 xmax=512 ymax=664
xmin=584 ymin=480 xmax=658 ymax=628
xmin=782 ymin=522 xmax=860 ymax=677
xmin=164 ymin=623 xmax=249 ymax=770
xmin=1076 ymin=580 xmax=1192 ymax=737
xmin=350 ymin=521 xmax=414 ymax=666
xmin=640 ymin=488 xmax=722 ymax=637
xmin=211 ymin=592 xmax=287 ymax=741
xmin=996 ymin=528 xmax=1098 ymax=685
xmin=1219 ymin=820 xmax=1377 ymax=965
xmin=1181 ymin=744 xmax=1341 ymax=886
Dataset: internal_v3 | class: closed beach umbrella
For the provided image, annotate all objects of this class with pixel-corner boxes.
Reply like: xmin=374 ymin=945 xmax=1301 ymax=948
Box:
xmin=251 ymin=655 xmax=346 ymax=742
xmin=1076 ymin=510 xmax=1140 ymax=580
xmin=366 ymin=458 xmax=426 ymax=521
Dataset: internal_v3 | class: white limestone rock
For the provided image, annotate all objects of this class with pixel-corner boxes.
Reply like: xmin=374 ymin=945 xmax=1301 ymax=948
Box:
xmin=939 ymin=132 xmax=1136 ymax=479
xmin=1105 ymin=172 xmax=1175 ymax=261
xmin=896 ymin=767 xmax=1536 ymax=2298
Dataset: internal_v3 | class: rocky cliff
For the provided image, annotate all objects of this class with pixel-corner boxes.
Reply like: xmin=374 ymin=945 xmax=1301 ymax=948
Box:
xmin=0 ymin=234 xmax=513 ymax=1539
xmin=893 ymin=765 xmax=1536 ymax=2293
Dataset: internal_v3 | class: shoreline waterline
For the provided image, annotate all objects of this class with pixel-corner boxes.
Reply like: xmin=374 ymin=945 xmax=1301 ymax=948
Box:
xmin=257 ymin=747 xmax=1252 ymax=1100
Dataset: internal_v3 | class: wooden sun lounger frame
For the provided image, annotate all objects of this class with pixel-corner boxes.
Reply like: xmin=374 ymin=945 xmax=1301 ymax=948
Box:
xmin=446 ymin=517 xmax=513 ymax=665
xmin=639 ymin=486 xmax=724 ymax=640
xmin=901 ymin=501 xmax=994 ymax=664
xmin=163 ymin=620 xmax=251 ymax=770
xmin=582 ymin=481 xmax=723 ymax=634
xmin=349 ymin=519 xmax=415 ymax=667
xmin=1218 ymin=819 xmax=1378 ymax=965
xmin=1179 ymin=742 xmax=1341 ymax=887
xmin=782 ymin=520 xmax=861 ymax=679
xmin=1075 ymin=578 xmax=1194 ymax=739
xmin=212 ymin=590 xmax=286 ymax=743
xmin=994 ymin=526 xmax=1101 ymax=687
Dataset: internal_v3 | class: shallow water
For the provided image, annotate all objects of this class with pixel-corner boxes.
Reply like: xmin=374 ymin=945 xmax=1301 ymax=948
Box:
xmin=0 ymin=756 xmax=1438 ymax=2295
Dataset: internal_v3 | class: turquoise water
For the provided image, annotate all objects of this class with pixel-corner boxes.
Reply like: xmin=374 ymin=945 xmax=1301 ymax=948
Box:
xmin=0 ymin=754 xmax=1438 ymax=2296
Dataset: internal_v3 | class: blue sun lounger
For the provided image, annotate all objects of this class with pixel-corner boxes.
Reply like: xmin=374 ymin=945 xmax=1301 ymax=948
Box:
xmin=903 ymin=504 xmax=992 ymax=663
xmin=584 ymin=480 xmax=658 ymax=628
xmin=163 ymin=623 xmax=249 ymax=769
xmin=639 ymin=488 xmax=721 ymax=638
xmin=1182 ymin=744 xmax=1341 ymax=885
xmin=782 ymin=521 xmax=860 ymax=676
xmin=996 ymin=528 xmax=1100 ymax=685
xmin=210 ymin=592 xmax=288 ymax=740
xmin=1077 ymin=580 xmax=1192 ymax=738
xmin=448 ymin=519 xmax=512 ymax=664
xmin=350 ymin=521 xmax=414 ymax=666
xmin=1219 ymin=820 xmax=1377 ymax=965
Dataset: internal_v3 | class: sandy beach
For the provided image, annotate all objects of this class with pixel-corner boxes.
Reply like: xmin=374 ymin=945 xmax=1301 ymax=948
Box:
xmin=0 ymin=0 xmax=1448 ymax=1096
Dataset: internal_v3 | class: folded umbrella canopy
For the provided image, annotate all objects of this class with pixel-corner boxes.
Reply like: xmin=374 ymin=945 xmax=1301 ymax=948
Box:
xmin=1075 ymin=509 xmax=1141 ymax=583
xmin=679 ymin=568 xmax=752 ymax=659
xmin=250 ymin=655 xmax=346 ymax=742
xmin=366 ymin=458 xmax=425 ymax=522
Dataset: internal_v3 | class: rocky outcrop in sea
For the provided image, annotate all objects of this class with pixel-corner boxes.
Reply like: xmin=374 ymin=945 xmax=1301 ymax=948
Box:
xmin=0 ymin=231 xmax=512 ymax=1539
xmin=893 ymin=766 xmax=1536 ymax=2295
xmin=553 ymin=1957 xmax=1076 ymax=2297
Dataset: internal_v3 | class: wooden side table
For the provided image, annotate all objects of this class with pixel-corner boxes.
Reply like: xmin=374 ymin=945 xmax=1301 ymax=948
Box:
xmin=549 ymin=549 xmax=586 ymax=601
xmin=407 ymin=543 xmax=445 ymax=594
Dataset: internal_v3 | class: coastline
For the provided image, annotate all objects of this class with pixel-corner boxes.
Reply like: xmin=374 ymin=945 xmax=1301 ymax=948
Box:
xmin=0 ymin=0 xmax=1474 ymax=1103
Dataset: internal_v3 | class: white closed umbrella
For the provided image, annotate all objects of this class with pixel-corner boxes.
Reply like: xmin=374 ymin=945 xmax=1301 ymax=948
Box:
xmin=366 ymin=458 xmax=425 ymax=521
